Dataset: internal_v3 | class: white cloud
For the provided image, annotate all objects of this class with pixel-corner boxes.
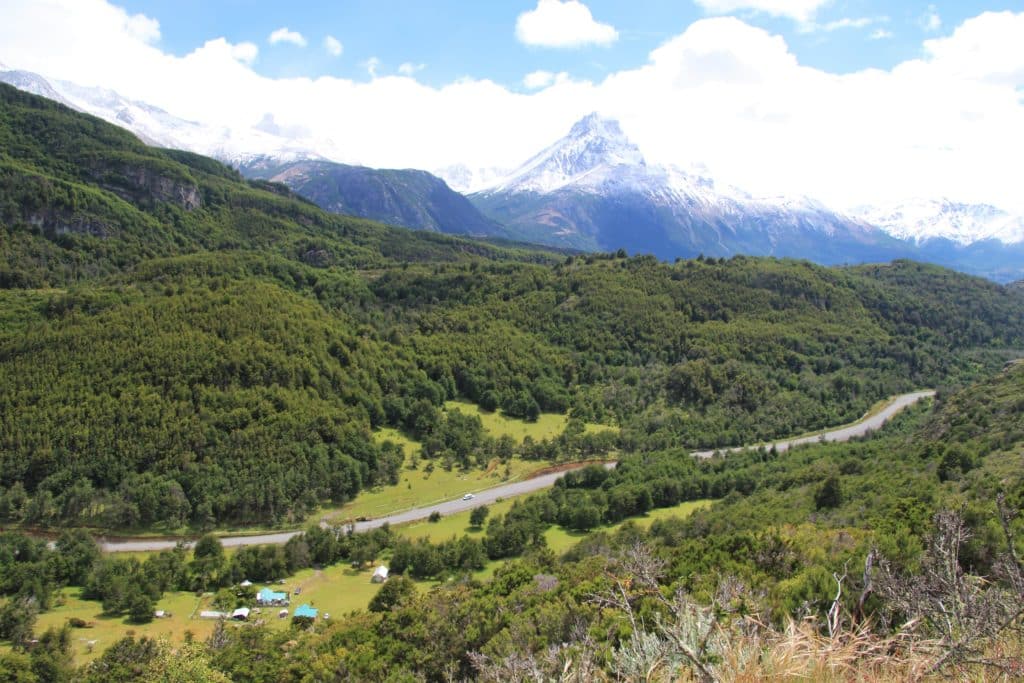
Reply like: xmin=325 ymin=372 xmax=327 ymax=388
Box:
xmin=821 ymin=17 xmax=872 ymax=31
xmin=324 ymin=35 xmax=343 ymax=57
xmin=125 ymin=13 xmax=160 ymax=44
xmin=799 ymin=15 xmax=888 ymax=35
xmin=268 ymin=27 xmax=307 ymax=47
xmin=694 ymin=0 xmax=830 ymax=24
xmin=362 ymin=56 xmax=381 ymax=78
xmin=921 ymin=11 xmax=1024 ymax=86
xmin=230 ymin=41 xmax=259 ymax=64
xmin=516 ymin=0 xmax=618 ymax=48
xmin=398 ymin=62 xmax=425 ymax=76
xmin=920 ymin=5 xmax=942 ymax=32
xmin=523 ymin=70 xmax=569 ymax=89
xmin=870 ymin=28 xmax=893 ymax=40
xmin=1 ymin=1 xmax=1023 ymax=212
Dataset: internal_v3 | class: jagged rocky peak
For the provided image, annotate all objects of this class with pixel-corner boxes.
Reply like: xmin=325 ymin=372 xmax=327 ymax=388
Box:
xmin=556 ymin=112 xmax=645 ymax=171
xmin=490 ymin=112 xmax=646 ymax=194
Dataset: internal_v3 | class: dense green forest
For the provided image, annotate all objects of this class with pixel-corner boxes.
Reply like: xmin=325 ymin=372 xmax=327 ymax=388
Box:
xmin=2 ymin=362 xmax=1022 ymax=681
xmin=1 ymin=82 xmax=1023 ymax=528
xmin=1 ymin=79 xmax=1023 ymax=681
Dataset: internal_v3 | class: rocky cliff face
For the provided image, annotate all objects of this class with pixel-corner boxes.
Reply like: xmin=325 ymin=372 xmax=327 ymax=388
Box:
xmin=89 ymin=162 xmax=201 ymax=211
xmin=121 ymin=164 xmax=201 ymax=210
xmin=27 ymin=209 xmax=111 ymax=239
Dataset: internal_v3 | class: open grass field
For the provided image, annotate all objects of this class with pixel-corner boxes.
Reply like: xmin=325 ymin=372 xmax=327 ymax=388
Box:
xmin=28 ymin=588 xmax=218 ymax=664
xmin=320 ymin=405 xmax=616 ymax=523
xmin=397 ymin=497 xmax=717 ymax=580
xmin=8 ymin=496 xmax=713 ymax=664
xmin=444 ymin=400 xmax=616 ymax=443
xmin=25 ymin=565 xmax=387 ymax=664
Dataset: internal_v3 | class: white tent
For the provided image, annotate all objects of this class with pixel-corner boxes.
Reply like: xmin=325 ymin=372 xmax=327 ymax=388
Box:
xmin=372 ymin=565 xmax=389 ymax=583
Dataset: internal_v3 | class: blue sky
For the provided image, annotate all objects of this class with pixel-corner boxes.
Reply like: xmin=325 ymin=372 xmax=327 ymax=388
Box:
xmin=3 ymin=1 xmax=1023 ymax=209
xmin=113 ymin=0 xmax=1017 ymax=86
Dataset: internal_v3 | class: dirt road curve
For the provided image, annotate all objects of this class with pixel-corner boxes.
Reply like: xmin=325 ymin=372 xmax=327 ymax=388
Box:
xmin=98 ymin=390 xmax=933 ymax=552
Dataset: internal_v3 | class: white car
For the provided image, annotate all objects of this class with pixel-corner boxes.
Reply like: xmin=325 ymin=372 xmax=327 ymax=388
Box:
xmin=462 ymin=493 xmax=475 ymax=501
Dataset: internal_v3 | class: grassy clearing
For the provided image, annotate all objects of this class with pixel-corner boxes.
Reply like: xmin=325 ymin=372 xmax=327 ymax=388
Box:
xmin=321 ymin=453 xmax=536 ymax=523
xmin=443 ymin=400 xmax=616 ymax=443
xmin=10 ymin=498 xmax=713 ymax=663
xmin=26 ymin=588 xmax=216 ymax=664
xmin=321 ymin=404 xmax=616 ymax=523
xmin=398 ymin=497 xmax=716 ymax=580
xmin=23 ymin=565 xmax=386 ymax=664
xmin=543 ymin=499 xmax=715 ymax=555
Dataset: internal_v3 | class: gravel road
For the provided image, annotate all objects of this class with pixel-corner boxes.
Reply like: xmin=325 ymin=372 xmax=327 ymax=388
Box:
xmin=97 ymin=390 xmax=933 ymax=552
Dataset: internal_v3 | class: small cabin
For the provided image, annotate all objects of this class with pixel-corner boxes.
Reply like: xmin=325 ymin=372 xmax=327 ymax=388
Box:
xmin=231 ymin=607 xmax=250 ymax=621
xmin=372 ymin=565 xmax=389 ymax=583
xmin=256 ymin=587 xmax=289 ymax=606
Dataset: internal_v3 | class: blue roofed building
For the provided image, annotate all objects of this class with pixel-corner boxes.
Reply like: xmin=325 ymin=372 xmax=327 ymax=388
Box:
xmin=292 ymin=603 xmax=318 ymax=621
xmin=256 ymin=587 xmax=289 ymax=606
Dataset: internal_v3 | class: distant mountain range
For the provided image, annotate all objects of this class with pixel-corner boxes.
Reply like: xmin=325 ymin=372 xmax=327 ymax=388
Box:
xmin=4 ymin=66 xmax=1022 ymax=281
xmin=241 ymin=158 xmax=502 ymax=236
xmin=465 ymin=114 xmax=912 ymax=265
xmin=0 ymin=67 xmax=322 ymax=165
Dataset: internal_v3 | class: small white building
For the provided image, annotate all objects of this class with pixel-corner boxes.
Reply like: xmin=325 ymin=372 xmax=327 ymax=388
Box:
xmin=231 ymin=607 xmax=250 ymax=621
xmin=239 ymin=580 xmax=253 ymax=587
xmin=278 ymin=609 xmax=289 ymax=619
xmin=372 ymin=565 xmax=389 ymax=583
xmin=199 ymin=610 xmax=227 ymax=620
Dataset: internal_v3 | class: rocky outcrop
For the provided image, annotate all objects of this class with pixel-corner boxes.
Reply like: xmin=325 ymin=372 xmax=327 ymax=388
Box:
xmin=27 ymin=210 xmax=112 ymax=238
xmin=89 ymin=161 xmax=201 ymax=211
xmin=119 ymin=164 xmax=201 ymax=210
xmin=301 ymin=247 xmax=333 ymax=267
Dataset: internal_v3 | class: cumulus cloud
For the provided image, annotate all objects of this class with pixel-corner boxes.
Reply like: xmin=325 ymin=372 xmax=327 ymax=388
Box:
xmin=125 ymin=12 xmax=160 ymax=44
xmin=324 ymin=35 xmax=343 ymax=57
xmin=694 ymin=0 xmax=830 ymax=24
xmin=398 ymin=62 xmax=425 ymax=76
xmin=920 ymin=5 xmax=942 ymax=32
xmin=922 ymin=11 xmax=1024 ymax=86
xmin=1 ymin=1 xmax=1022 ymax=211
xmin=362 ymin=56 xmax=381 ymax=78
xmin=523 ymin=70 xmax=569 ymax=89
xmin=516 ymin=0 xmax=618 ymax=48
xmin=268 ymin=27 xmax=307 ymax=47
xmin=230 ymin=41 xmax=259 ymax=64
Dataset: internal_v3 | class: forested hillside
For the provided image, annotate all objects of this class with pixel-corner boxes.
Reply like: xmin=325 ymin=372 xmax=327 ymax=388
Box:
xmin=205 ymin=362 xmax=1021 ymax=681
xmin=5 ymin=362 xmax=1019 ymax=680
xmin=1 ymin=82 xmax=1023 ymax=531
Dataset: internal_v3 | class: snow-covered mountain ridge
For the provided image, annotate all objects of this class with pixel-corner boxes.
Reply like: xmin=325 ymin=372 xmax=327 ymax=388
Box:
xmin=469 ymin=112 xmax=1024 ymax=248
xmin=0 ymin=67 xmax=326 ymax=167
xmin=853 ymin=199 xmax=1024 ymax=246
xmin=1 ymin=67 xmax=1022 ymax=280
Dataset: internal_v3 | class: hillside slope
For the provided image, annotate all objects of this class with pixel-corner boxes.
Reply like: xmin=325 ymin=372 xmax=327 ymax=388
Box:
xmin=242 ymin=158 xmax=506 ymax=237
xmin=1 ymin=83 xmax=1023 ymax=531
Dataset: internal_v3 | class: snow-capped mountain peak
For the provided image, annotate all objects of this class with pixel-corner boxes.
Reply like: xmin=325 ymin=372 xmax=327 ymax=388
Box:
xmin=852 ymin=198 xmax=1023 ymax=245
xmin=490 ymin=112 xmax=646 ymax=194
